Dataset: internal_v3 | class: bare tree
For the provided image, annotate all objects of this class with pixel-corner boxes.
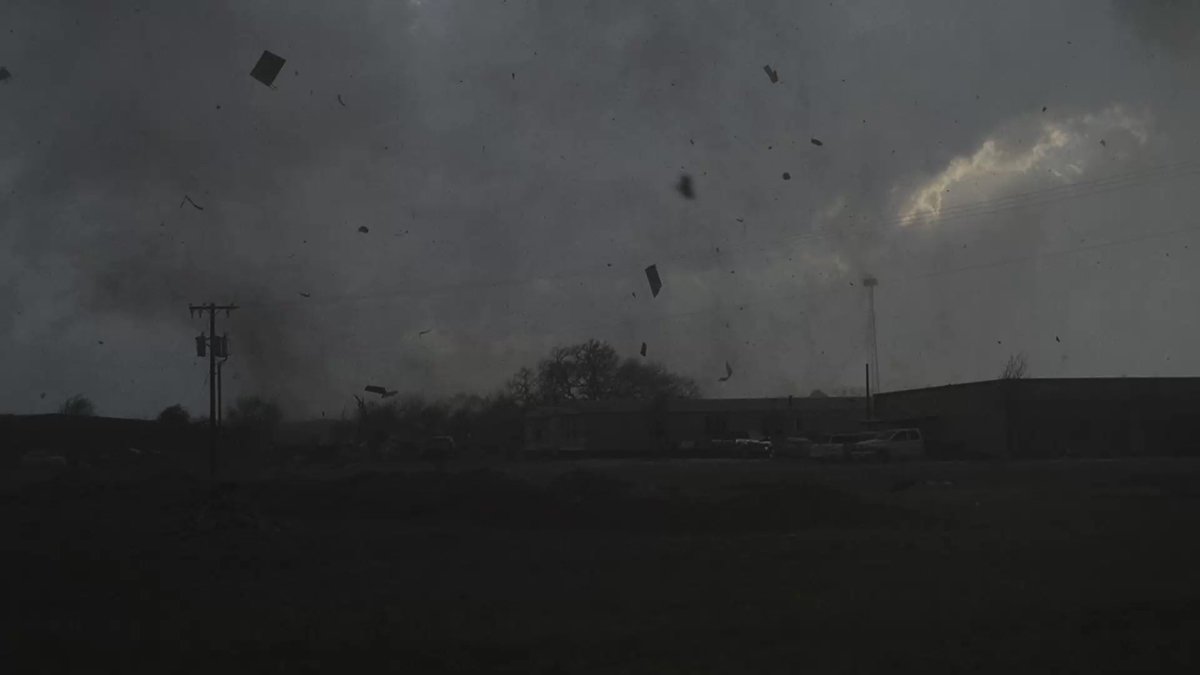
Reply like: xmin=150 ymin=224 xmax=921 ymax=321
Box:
xmin=156 ymin=404 xmax=191 ymax=427
xmin=527 ymin=339 xmax=700 ymax=403
xmin=59 ymin=394 xmax=96 ymax=416
xmin=505 ymin=366 xmax=538 ymax=407
xmin=1000 ymin=352 xmax=1028 ymax=380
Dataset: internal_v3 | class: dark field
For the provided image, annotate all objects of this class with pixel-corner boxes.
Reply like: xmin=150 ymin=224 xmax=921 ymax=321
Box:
xmin=4 ymin=458 xmax=1200 ymax=673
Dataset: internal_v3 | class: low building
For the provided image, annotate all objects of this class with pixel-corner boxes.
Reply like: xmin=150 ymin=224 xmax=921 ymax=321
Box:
xmin=524 ymin=396 xmax=866 ymax=456
xmin=874 ymin=377 xmax=1200 ymax=459
xmin=0 ymin=414 xmax=198 ymax=467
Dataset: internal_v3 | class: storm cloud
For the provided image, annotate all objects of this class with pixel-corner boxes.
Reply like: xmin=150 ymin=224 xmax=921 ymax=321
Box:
xmin=2 ymin=0 xmax=1200 ymax=417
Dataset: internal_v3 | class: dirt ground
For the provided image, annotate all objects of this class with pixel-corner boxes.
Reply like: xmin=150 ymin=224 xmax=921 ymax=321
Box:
xmin=4 ymin=457 xmax=1200 ymax=673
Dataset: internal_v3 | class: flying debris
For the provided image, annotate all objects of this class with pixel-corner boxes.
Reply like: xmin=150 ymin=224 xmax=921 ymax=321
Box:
xmin=677 ymin=174 xmax=695 ymax=199
xmin=0 ymin=67 xmax=10 ymax=82
xmin=640 ymin=342 xmax=647 ymax=357
xmin=762 ymin=65 xmax=779 ymax=83
xmin=357 ymin=226 xmax=369 ymax=234
xmin=1056 ymin=336 xmax=1061 ymax=342
xmin=810 ymin=138 xmax=824 ymax=146
xmin=299 ymin=292 xmax=311 ymax=298
xmin=718 ymin=362 xmax=733 ymax=382
xmin=644 ymin=265 xmax=662 ymax=297
xmin=782 ymin=172 xmax=791 ymax=181
xmin=337 ymin=94 xmax=346 ymax=107
xmin=364 ymin=385 xmax=398 ymax=398
xmin=419 ymin=329 xmax=432 ymax=337
xmin=180 ymin=195 xmax=204 ymax=210
xmin=250 ymin=50 xmax=286 ymax=87
xmin=1100 ymin=139 xmax=1107 ymax=147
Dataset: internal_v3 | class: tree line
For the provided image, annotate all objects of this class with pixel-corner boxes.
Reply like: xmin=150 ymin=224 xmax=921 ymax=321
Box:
xmin=142 ymin=339 xmax=700 ymax=456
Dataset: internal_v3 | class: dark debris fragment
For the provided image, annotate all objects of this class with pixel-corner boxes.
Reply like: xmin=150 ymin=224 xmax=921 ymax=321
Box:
xmin=180 ymin=195 xmax=204 ymax=211
xmin=250 ymin=50 xmax=286 ymax=87
xmin=357 ymin=226 xmax=369 ymax=234
xmin=718 ymin=361 xmax=733 ymax=382
xmin=640 ymin=342 xmax=647 ymax=357
xmin=782 ymin=172 xmax=791 ymax=180
xmin=763 ymin=65 xmax=779 ymax=84
xmin=810 ymin=138 xmax=824 ymax=146
xmin=0 ymin=66 xmax=10 ymax=82
xmin=677 ymin=174 xmax=695 ymax=199
xmin=644 ymin=264 xmax=663 ymax=298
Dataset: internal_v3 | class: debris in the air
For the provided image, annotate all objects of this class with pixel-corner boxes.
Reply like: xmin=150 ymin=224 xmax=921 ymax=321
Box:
xmin=718 ymin=362 xmax=733 ymax=382
xmin=419 ymin=329 xmax=432 ymax=336
xmin=677 ymin=174 xmax=695 ymax=199
xmin=689 ymin=138 xmax=694 ymax=145
xmin=337 ymin=94 xmax=346 ymax=107
xmin=180 ymin=195 xmax=204 ymax=210
xmin=250 ymin=50 xmax=286 ymax=87
xmin=640 ymin=342 xmax=647 ymax=357
xmin=763 ymin=65 xmax=779 ymax=83
xmin=1100 ymin=139 xmax=1107 ymax=147
xmin=299 ymin=292 xmax=311 ymax=298
xmin=736 ymin=218 xmax=744 ymax=223
xmin=357 ymin=226 xmax=369 ymax=234
xmin=0 ymin=67 xmax=10 ymax=82
xmin=1042 ymin=106 xmax=1047 ymax=112
xmin=782 ymin=172 xmax=791 ymax=180
xmin=97 ymin=340 xmax=104 ymax=345
xmin=40 ymin=392 xmax=46 ymax=399
xmin=1056 ymin=336 xmax=1061 ymax=342
xmin=644 ymin=265 xmax=662 ymax=297
xmin=364 ymin=385 xmax=397 ymax=398
xmin=810 ymin=138 xmax=824 ymax=146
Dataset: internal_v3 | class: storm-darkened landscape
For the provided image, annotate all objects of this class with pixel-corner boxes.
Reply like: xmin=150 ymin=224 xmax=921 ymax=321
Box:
xmin=5 ymin=0 xmax=1200 ymax=671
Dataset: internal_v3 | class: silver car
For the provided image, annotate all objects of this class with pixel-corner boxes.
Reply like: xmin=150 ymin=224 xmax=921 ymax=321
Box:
xmin=850 ymin=428 xmax=925 ymax=462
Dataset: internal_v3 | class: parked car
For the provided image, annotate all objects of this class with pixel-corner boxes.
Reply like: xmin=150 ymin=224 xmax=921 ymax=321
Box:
xmin=808 ymin=433 xmax=875 ymax=462
xmin=734 ymin=438 xmax=773 ymax=459
xmin=772 ymin=437 xmax=813 ymax=459
xmin=850 ymin=428 xmax=925 ymax=462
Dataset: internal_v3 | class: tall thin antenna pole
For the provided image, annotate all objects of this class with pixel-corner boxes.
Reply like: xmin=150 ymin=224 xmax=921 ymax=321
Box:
xmin=865 ymin=362 xmax=872 ymax=420
xmin=863 ymin=276 xmax=880 ymax=395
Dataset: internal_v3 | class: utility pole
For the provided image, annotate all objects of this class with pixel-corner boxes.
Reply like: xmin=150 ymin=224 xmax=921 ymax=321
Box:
xmin=863 ymin=276 xmax=880 ymax=396
xmin=190 ymin=303 xmax=238 ymax=481
xmin=217 ymin=354 xmax=228 ymax=428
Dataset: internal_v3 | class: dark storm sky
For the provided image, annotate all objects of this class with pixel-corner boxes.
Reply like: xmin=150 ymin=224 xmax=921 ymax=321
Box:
xmin=2 ymin=0 xmax=1199 ymax=418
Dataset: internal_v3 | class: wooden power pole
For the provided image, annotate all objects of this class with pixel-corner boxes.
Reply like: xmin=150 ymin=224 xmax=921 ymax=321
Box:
xmin=190 ymin=303 xmax=238 ymax=480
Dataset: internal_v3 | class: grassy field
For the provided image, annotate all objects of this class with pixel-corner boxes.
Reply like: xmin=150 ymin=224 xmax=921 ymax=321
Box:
xmin=4 ymin=457 xmax=1200 ymax=673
